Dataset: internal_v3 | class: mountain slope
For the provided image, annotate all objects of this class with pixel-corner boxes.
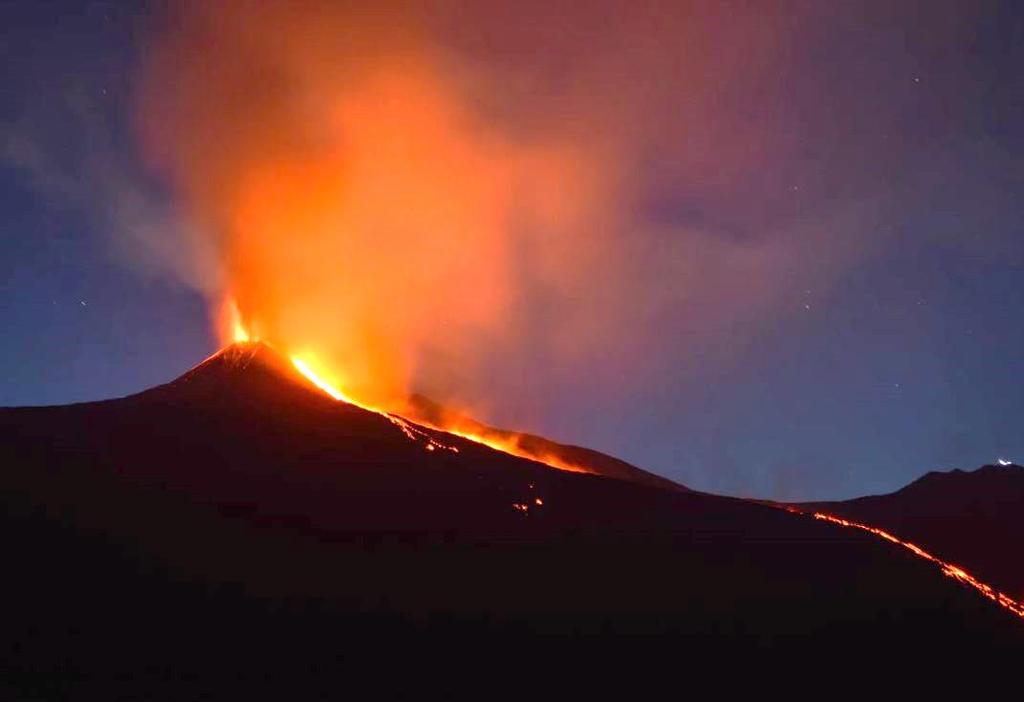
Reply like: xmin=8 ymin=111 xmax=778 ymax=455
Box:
xmin=1 ymin=343 xmax=1021 ymax=693
xmin=403 ymin=392 xmax=685 ymax=491
xmin=802 ymin=462 xmax=1024 ymax=600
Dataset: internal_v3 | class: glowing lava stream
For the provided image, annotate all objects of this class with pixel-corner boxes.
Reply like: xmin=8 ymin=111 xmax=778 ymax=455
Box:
xmin=289 ymin=356 xmax=460 ymax=454
xmin=290 ymin=351 xmax=589 ymax=474
xmin=224 ymin=303 xmax=598 ymax=470
xmin=290 ymin=358 xmax=355 ymax=404
xmin=411 ymin=422 xmax=592 ymax=475
xmin=786 ymin=507 xmax=1024 ymax=621
xmin=290 ymin=354 xmax=593 ymax=472
xmin=221 ymin=295 xmax=594 ymax=473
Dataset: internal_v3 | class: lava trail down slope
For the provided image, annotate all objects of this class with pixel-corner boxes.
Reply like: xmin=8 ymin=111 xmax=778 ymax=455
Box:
xmin=801 ymin=462 xmax=1024 ymax=603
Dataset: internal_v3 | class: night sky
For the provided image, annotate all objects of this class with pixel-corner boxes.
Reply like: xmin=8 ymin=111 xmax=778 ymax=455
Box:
xmin=2 ymin=1 xmax=1022 ymax=500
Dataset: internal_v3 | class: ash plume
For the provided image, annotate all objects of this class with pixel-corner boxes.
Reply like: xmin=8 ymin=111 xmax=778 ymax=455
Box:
xmin=135 ymin=0 xmax=874 ymax=421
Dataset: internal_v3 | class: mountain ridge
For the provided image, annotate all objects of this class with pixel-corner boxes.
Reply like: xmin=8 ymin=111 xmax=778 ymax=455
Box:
xmin=800 ymin=461 xmax=1024 ymax=599
xmin=128 ymin=341 xmax=689 ymax=490
xmin=1 ymin=344 xmax=1021 ymax=692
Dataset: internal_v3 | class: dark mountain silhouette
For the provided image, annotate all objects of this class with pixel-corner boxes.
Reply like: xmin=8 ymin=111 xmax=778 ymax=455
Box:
xmin=802 ymin=462 xmax=1024 ymax=601
xmin=1 ymin=342 xmax=1020 ymax=695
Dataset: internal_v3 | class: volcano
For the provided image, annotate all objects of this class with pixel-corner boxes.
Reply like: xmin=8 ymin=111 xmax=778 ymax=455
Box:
xmin=1 ymin=342 xmax=1021 ymax=694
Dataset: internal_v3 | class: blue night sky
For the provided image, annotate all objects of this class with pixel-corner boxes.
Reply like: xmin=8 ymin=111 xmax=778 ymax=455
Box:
xmin=1 ymin=1 xmax=1022 ymax=500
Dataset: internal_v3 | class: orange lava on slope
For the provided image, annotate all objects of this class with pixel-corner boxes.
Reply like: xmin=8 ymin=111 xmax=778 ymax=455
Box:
xmin=224 ymin=299 xmax=595 ymax=475
xmin=289 ymin=353 xmax=459 ymax=455
xmin=787 ymin=507 xmax=1024 ymax=620
xmin=414 ymin=420 xmax=593 ymax=475
xmin=290 ymin=357 xmax=356 ymax=404
xmin=292 ymin=352 xmax=593 ymax=472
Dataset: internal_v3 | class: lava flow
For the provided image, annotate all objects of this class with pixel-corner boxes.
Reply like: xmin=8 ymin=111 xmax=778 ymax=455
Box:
xmin=289 ymin=354 xmax=459 ymax=455
xmin=406 ymin=419 xmax=592 ymax=475
xmin=786 ymin=507 xmax=1024 ymax=621
xmin=288 ymin=347 xmax=592 ymax=473
xmin=221 ymin=299 xmax=596 ymax=474
xmin=291 ymin=352 xmax=595 ymax=471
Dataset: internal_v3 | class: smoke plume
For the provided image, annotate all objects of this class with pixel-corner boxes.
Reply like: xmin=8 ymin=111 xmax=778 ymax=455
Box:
xmin=136 ymin=0 xmax=861 ymax=417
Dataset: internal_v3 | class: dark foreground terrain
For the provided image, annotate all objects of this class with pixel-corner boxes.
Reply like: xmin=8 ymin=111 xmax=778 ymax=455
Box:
xmin=1 ymin=343 xmax=1020 ymax=695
